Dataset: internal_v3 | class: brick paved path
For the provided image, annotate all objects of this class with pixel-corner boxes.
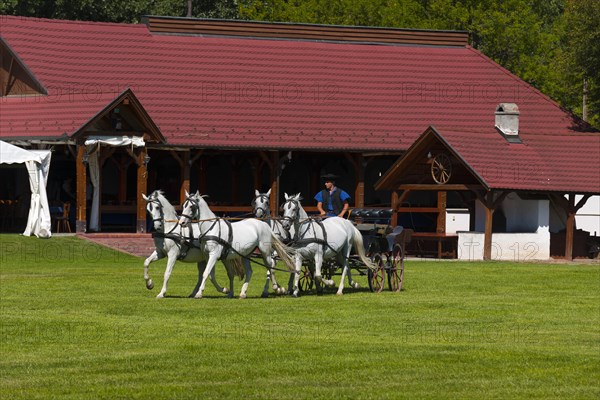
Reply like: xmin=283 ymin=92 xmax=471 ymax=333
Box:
xmin=78 ymin=233 xmax=155 ymax=258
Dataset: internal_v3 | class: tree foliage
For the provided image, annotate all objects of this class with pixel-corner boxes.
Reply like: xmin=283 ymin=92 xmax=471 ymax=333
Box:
xmin=1 ymin=0 xmax=598 ymax=126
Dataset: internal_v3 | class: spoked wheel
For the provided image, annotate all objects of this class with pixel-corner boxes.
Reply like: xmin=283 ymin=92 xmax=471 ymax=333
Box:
xmin=387 ymin=244 xmax=405 ymax=292
xmin=298 ymin=265 xmax=314 ymax=293
xmin=368 ymin=253 xmax=386 ymax=293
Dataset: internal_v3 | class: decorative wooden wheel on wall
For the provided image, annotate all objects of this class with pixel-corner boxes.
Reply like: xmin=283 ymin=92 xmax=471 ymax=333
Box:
xmin=431 ymin=153 xmax=452 ymax=184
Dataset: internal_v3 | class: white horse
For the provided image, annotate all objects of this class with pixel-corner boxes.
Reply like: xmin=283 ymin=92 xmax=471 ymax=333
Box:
xmin=142 ymin=190 xmax=239 ymax=298
xmin=281 ymin=193 xmax=375 ymax=296
xmin=251 ymin=189 xmax=290 ymax=242
xmin=179 ymin=191 xmax=296 ymax=299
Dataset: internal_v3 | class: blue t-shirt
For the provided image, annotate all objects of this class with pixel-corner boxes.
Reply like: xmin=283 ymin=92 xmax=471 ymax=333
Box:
xmin=314 ymin=188 xmax=350 ymax=215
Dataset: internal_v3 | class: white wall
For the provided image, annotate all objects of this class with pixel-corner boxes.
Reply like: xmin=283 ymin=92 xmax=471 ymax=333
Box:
xmin=466 ymin=193 xmax=551 ymax=260
xmin=574 ymin=195 xmax=600 ymax=236
xmin=457 ymin=232 xmax=550 ymax=261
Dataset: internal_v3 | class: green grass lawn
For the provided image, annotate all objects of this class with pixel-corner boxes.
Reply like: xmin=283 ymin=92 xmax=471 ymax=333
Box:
xmin=1 ymin=234 xmax=599 ymax=399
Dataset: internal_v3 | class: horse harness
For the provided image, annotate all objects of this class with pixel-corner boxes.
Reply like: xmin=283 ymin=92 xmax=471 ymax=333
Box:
xmin=285 ymin=199 xmax=340 ymax=257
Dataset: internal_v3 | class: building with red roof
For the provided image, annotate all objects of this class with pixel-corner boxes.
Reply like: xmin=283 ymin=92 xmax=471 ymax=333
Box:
xmin=1 ymin=16 xmax=598 ymax=259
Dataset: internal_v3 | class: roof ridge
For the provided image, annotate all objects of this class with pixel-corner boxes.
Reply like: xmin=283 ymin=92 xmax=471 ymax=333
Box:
xmin=1 ymin=14 xmax=145 ymax=28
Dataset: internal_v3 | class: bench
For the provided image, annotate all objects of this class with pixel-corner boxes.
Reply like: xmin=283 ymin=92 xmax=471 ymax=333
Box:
xmin=409 ymin=232 xmax=458 ymax=258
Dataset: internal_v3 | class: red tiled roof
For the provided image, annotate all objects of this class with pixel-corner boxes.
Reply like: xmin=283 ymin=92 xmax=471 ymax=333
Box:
xmin=0 ymin=15 xmax=596 ymax=152
xmin=377 ymin=126 xmax=600 ymax=194
xmin=439 ymin=127 xmax=600 ymax=193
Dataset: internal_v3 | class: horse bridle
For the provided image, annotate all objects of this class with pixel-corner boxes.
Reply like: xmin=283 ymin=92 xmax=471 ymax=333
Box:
xmin=147 ymin=197 xmax=165 ymax=227
xmin=180 ymin=196 xmax=200 ymax=222
xmin=281 ymin=199 xmax=301 ymax=228
xmin=251 ymin=193 xmax=270 ymax=218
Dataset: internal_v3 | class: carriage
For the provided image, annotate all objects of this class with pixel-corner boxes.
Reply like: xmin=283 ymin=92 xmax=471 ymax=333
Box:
xmin=294 ymin=208 xmax=412 ymax=294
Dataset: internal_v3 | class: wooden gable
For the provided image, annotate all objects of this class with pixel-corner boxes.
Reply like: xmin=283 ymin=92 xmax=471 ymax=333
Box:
xmin=0 ymin=38 xmax=46 ymax=97
xmin=71 ymin=88 xmax=165 ymax=144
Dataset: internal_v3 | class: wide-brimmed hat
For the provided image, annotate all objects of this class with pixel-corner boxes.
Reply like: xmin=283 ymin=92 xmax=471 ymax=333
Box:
xmin=321 ymin=173 xmax=339 ymax=181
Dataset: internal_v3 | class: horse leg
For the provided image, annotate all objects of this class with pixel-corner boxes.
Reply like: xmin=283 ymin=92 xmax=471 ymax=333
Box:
xmin=157 ymin=251 xmax=177 ymax=298
xmin=194 ymin=253 xmax=219 ymax=299
xmin=239 ymin=257 xmax=253 ymax=299
xmin=209 ymin=263 xmax=229 ymax=294
xmin=221 ymin=261 xmax=235 ymax=299
xmin=336 ymin=246 xmax=356 ymax=295
xmin=261 ymin=265 xmax=272 ymax=298
xmin=265 ymin=254 xmax=286 ymax=295
xmin=292 ymin=254 xmax=303 ymax=298
xmin=314 ymin=251 xmax=335 ymax=288
xmin=287 ymin=272 xmax=295 ymax=294
xmin=336 ymin=256 xmax=349 ymax=296
xmin=143 ymin=250 xmax=162 ymax=290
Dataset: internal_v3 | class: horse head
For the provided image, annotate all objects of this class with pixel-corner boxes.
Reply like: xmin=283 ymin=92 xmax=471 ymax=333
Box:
xmin=251 ymin=189 xmax=271 ymax=219
xmin=281 ymin=192 xmax=303 ymax=230
xmin=143 ymin=190 xmax=165 ymax=231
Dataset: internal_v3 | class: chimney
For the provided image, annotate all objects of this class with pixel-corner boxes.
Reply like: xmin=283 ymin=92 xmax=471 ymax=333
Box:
xmin=495 ymin=103 xmax=521 ymax=143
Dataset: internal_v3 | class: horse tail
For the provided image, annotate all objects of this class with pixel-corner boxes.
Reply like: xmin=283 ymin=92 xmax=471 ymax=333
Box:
xmin=270 ymin=233 xmax=297 ymax=272
xmin=351 ymin=225 xmax=377 ymax=271
xmin=230 ymin=258 xmax=245 ymax=280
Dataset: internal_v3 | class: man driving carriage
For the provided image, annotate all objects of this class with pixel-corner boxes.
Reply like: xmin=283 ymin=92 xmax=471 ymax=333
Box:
xmin=314 ymin=173 xmax=350 ymax=218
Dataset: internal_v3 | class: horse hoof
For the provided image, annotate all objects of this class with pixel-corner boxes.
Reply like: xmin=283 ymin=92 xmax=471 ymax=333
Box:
xmin=222 ymin=287 xmax=230 ymax=294
xmin=194 ymin=294 xmax=203 ymax=299
xmin=240 ymin=294 xmax=247 ymax=299
xmin=146 ymin=279 xmax=154 ymax=290
xmin=292 ymin=291 xmax=299 ymax=298
xmin=156 ymin=293 xmax=164 ymax=299
xmin=261 ymin=292 xmax=269 ymax=298
xmin=352 ymin=282 xmax=360 ymax=289
xmin=336 ymin=291 xmax=344 ymax=296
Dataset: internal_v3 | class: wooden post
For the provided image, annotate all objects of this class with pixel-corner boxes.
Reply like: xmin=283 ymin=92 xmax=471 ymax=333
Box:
xmin=354 ymin=154 xmax=365 ymax=208
xmin=270 ymin=151 xmax=279 ymax=215
xmin=565 ymin=194 xmax=576 ymax=260
xmin=136 ymin=149 xmax=148 ymax=233
xmin=436 ymin=191 xmax=447 ymax=233
xmin=180 ymin=150 xmax=190 ymax=203
xmin=483 ymin=202 xmax=494 ymax=260
xmin=391 ymin=191 xmax=399 ymax=227
xmin=75 ymin=145 xmax=87 ymax=233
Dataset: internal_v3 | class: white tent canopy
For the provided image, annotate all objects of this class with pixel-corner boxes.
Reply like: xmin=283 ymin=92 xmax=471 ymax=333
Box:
xmin=0 ymin=141 xmax=52 ymax=238
xmin=84 ymin=135 xmax=145 ymax=232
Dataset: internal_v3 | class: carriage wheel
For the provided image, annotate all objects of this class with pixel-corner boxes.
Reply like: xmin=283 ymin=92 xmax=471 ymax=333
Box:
xmin=387 ymin=244 xmax=405 ymax=292
xmin=368 ymin=253 xmax=386 ymax=293
xmin=298 ymin=265 xmax=314 ymax=293
xmin=431 ymin=153 xmax=452 ymax=184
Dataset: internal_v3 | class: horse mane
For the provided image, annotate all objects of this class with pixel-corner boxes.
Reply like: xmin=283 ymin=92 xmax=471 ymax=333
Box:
xmin=292 ymin=193 xmax=309 ymax=220
xmin=193 ymin=192 xmax=217 ymax=219
xmin=153 ymin=190 xmax=178 ymax=220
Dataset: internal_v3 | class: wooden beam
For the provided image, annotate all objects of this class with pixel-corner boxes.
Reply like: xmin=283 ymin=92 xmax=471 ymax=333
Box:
xmin=75 ymin=145 xmax=87 ymax=233
xmin=4 ymin=57 xmax=14 ymax=96
xmin=399 ymin=184 xmax=475 ymax=191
